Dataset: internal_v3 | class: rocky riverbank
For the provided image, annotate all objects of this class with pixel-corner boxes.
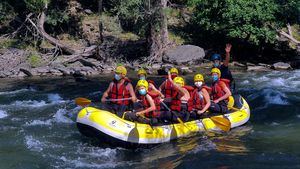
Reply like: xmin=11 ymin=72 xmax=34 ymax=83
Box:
xmin=1 ymin=45 xmax=299 ymax=78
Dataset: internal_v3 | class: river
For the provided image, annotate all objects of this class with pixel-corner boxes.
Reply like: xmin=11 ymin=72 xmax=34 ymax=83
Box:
xmin=0 ymin=70 xmax=299 ymax=169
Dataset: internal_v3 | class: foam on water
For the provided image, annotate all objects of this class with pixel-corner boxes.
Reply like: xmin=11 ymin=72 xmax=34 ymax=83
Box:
xmin=48 ymin=93 xmax=64 ymax=103
xmin=53 ymin=109 xmax=73 ymax=123
xmin=0 ymin=88 xmax=35 ymax=95
xmin=0 ymin=109 xmax=8 ymax=119
xmin=25 ymin=136 xmax=45 ymax=152
xmin=13 ymin=100 xmax=47 ymax=108
xmin=262 ymin=89 xmax=289 ymax=105
xmin=25 ymin=119 xmax=52 ymax=126
xmin=25 ymin=108 xmax=73 ymax=126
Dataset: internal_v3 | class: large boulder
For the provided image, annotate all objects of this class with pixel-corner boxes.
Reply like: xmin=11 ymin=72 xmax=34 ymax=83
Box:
xmin=272 ymin=62 xmax=292 ymax=70
xmin=163 ymin=45 xmax=205 ymax=65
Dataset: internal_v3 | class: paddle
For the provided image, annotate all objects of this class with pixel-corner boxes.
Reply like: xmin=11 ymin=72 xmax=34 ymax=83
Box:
xmin=160 ymin=101 xmax=190 ymax=130
xmin=75 ymin=97 xmax=133 ymax=107
xmin=75 ymin=97 xmax=92 ymax=107
xmin=210 ymin=116 xmax=231 ymax=132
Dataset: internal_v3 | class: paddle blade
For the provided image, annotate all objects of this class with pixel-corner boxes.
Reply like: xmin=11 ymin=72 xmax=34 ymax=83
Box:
xmin=210 ymin=116 xmax=231 ymax=132
xmin=75 ymin=97 xmax=91 ymax=107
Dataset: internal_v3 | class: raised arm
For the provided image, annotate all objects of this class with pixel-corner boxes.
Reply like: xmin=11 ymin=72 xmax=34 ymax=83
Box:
xmin=167 ymin=72 xmax=189 ymax=98
xmin=224 ymin=43 xmax=232 ymax=67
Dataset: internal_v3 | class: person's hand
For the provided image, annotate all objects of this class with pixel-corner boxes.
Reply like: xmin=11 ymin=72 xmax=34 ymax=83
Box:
xmin=136 ymin=111 xmax=144 ymax=116
xmin=213 ymin=99 xmax=220 ymax=104
xmin=225 ymin=43 xmax=232 ymax=53
xmin=197 ymin=110 xmax=205 ymax=115
xmin=101 ymin=97 xmax=106 ymax=103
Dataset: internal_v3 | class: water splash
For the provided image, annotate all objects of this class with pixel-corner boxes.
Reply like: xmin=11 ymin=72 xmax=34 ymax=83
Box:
xmin=0 ymin=109 xmax=8 ymax=119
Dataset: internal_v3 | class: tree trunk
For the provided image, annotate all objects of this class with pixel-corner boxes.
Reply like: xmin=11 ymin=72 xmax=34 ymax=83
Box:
xmin=98 ymin=0 xmax=104 ymax=43
xmin=160 ymin=0 xmax=168 ymax=47
xmin=37 ymin=12 xmax=78 ymax=54
xmin=147 ymin=0 xmax=169 ymax=61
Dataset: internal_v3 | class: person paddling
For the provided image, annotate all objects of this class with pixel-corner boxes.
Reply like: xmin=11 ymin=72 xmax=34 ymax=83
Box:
xmin=125 ymin=80 xmax=161 ymax=124
xmin=211 ymin=43 xmax=234 ymax=90
xmin=209 ymin=68 xmax=232 ymax=114
xmin=101 ymin=66 xmax=137 ymax=117
xmin=159 ymin=67 xmax=179 ymax=106
xmin=188 ymin=74 xmax=211 ymax=118
xmin=137 ymin=68 xmax=164 ymax=98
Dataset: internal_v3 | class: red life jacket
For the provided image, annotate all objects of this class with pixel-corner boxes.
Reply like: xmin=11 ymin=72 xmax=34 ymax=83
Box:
xmin=187 ymin=86 xmax=210 ymax=111
xmin=212 ymin=80 xmax=227 ymax=101
xmin=108 ymin=78 xmax=131 ymax=105
xmin=163 ymin=79 xmax=175 ymax=99
xmin=220 ymin=78 xmax=230 ymax=88
xmin=170 ymin=86 xmax=192 ymax=111
xmin=138 ymin=91 xmax=161 ymax=118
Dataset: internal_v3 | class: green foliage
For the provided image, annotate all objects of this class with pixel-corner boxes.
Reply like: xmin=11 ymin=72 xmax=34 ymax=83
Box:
xmin=28 ymin=53 xmax=42 ymax=68
xmin=111 ymin=0 xmax=144 ymax=22
xmin=24 ymin=0 xmax=49 ymax=12
xmin=0 ymin=2 xmax=16 ymax=28
xmin=190 ymin=0 xmax=280 ymax=45
xmin=46 ymin=9 xmax=69 ymax=26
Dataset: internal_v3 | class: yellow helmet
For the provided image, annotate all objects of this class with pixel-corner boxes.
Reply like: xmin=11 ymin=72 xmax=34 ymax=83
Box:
xmin=211 ymin=68 xmax=221 ymax=76
xmin=115 ymin=66 xmax=127 ymax=75
xmin=194 ymin=74 xmax=204 ymax=82
xmin=137 ymin=79 xmax=149 ymax=90
xmin=170 ymin=67 xmax=179 ymax=74
xmin=137 ymin=68 xmax=147 ymax=76
xmin=173 ymin=77 xmax=185 ymax=87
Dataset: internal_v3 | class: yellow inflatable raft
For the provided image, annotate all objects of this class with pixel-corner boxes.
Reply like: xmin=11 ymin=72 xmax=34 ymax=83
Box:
xmin=76 ymin=95 xmax=250 ymax=147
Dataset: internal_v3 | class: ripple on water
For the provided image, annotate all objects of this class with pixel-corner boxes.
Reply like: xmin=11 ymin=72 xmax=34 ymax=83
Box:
xmin=0 ymin=88 xmax=35 ymax=96
xmin=0 ymin=109 xmax=8 ymax=119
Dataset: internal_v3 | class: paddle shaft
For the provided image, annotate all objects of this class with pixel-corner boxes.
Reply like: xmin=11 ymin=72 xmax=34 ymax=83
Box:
xmin=105 ymin=97 xmax=132 ymax=102
xmin=161 ymin=101 xmax=188 ymax=128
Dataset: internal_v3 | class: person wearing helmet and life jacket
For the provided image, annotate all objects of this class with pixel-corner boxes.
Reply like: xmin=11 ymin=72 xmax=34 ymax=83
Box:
xmin=137 ymin=68 xmax=164 ymax=98
xmin=125 ymin=80 xmax=161 ymax=124
xmin=159 ymin=67 xmax=179 ymax=105
xmin=188 ymin=74 xmax=211 ymax=118
xmin=101 ymin=66 xmax=137 ymax=117
xmin=209 ymin=68 xmax=232 ymax=114
xmin=211 ymin=44 xmax=234 ymax=90
xmin=165 ymin=72 xmax=191 ymax=122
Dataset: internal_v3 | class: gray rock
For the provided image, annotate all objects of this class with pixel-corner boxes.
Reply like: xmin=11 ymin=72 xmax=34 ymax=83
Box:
xmin=246 ymin=62 xmax=256 ymax=66
xmin=17 ymin=71 xmax=27 ymax=77
xmin=233 ymin=61 xmax=246 ymax=67
xmin=247 ymin=66 xmax=270 ymax=72
xmin=180 ymin=66 xmax=193 ymax=74
xmin=151 ymin=64 xmax=161 ymax=70
xmin=163 ymin=45 xmax=205 ymax=65
xmin=36 ymin=67 xmax=50 ymax=74
xmin=84 ymin=9 xmax=93 ymax=14
xmin=258 ymin=63 xmax=272 ymax=68
xmin=56 ymin=67 xmax=71 ymax=76
xmin=272 ymin=62 xmax=292 ymax=70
